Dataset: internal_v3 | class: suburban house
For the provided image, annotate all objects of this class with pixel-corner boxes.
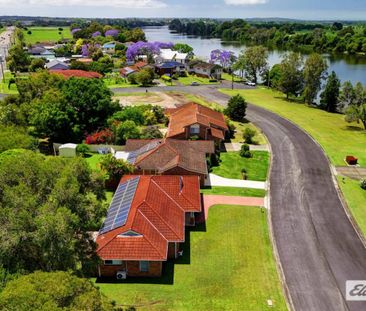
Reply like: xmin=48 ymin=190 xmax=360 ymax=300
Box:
xmin=52 ymin=69 xmax=102 ymax=79
xmin=96 ymin=175 xmax=201 ymax=278
xmin=166 ymin=103 xmax=228 ymax=143
xmin=102 ymin=42 xmax=116 ymax=55
xmin=28 ymin=46 xmax=56 ymax=60
xmin=155 ymin=49 xmax=189 ymax=66
xmin=155 ymin=61 xmax=185 ymax=76
xmin=188 ymin=61 xmax=222 ymax=80
xmin=117 ymin=138 xmax=215 ymax=186
xmin=120 ymin=61 xmax=148 ymax=77
xmin=46 ymin=59 xmax=69 ymax=71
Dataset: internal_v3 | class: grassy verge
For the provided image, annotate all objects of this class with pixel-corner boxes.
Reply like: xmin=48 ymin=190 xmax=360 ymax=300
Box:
xmin=95 ymin=205 xmax=287 ymax=311
xmin=0 ymin=71 xmax=18 ymax=94
xmin=201 ymin=186 xmax=266 ymax=197
xmin=212 ymin=151 xmax=269 ymax=181
xmin=338 ymin=176 xmax=366 ymax=236
xmin=103 ymin=78 xmax=137 ymax=89
xmin=179 ymin=74 xmax=219 ymax=86
xmin=22 ymin=27 xmax=72 ymax=44
xmin=220 ymin=88 xmax=366 ymax=166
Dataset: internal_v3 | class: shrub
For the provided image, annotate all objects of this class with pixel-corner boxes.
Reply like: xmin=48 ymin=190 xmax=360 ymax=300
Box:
xmin=224 ymin=94 xmax=247 ymax=122
xmin=128 ymin=73 xmax=138 ymax=84
xmin=226 ymin=120 xmax=236 ymax=139
xmin=243 ymin=127 xmax=257 ymax=144
xmin=111 ymin=107 xmax=145 ymax=125
xmin=161 ymin=75 xmax=172 ymax=82
xmin=76 ymin=143 xmax=90 ymax=157
xmin=141 ymin=126 xmax=163 ymax=139
xmin=361 ymin=179 xmax=366 ymax=190
xmin=100 ymin=154 xmax=133 ymax=182
xmin=85 ymin=129 xmax=114 ymax=145
xmin=241 ymin=168 xmax=248 ymax=180
xmin=115 ymin=121 xmax=141 ymax=144
xmin=240 ymin=144 xmax=251 ymax=157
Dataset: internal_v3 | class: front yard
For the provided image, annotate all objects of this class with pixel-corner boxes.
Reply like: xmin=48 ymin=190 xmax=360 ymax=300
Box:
xmin=212 ymin=151 xmax=270 ymax=181
xmin=95 ymin=205 xmax=287 ymax=311
xmin=201 ymin=186 xmax=266 ymax=197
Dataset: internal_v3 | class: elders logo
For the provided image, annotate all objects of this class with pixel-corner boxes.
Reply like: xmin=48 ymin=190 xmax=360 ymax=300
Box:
xmin=346 ymin=281 xmax=366 ymax=301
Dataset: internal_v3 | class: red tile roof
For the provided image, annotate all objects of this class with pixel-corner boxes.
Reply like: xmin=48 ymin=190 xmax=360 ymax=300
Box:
xmin=96 ymin=175 xmax=201 ymax=261
xmin=166 ymin=103 xmax=228 ymax=138
xmin=120 ymin=61 xmax=148 ymax=76
xmin=124 ymin=138 xmax=215 ymax=176
xmin=52 ymin=69 xmax=102 ymax=79
xmin=211 ymin=127 xmax=225 ymax=140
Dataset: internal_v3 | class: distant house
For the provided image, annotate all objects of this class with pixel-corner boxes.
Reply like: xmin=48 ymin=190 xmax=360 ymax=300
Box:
xmin=122 ymin=138 xmax=215 ymax=186
xmin=102 ymin=42 xmax=116 ymax=54
xmin=96 ymin=175 xmax=201 ymax=278
xmin=46 ymin=59 xmax=69 ymax=71
xmin=76 ymin=58 xmax=93 ymax=65
xmin=189 ymin=61 xmax=222 ymax=80
xmin=28 ymin=46 xmax=56 ymax=60
xmin=120 ymin=61 xmax=148 ymax=77
xmin=166 ymin=103 xmax=228 ymax=143
xmin=52 ymin=69 xmax=102 ymax=79
xmin=155 ymin=49 xmax=189 ymax=66
xmin=155 ymin=61 xmax=185 ymax=76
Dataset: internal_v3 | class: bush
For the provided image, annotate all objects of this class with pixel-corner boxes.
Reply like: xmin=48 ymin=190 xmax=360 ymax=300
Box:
xmin=224 ymin=94 xmax=247 ymax=122
xmin=85 ymin=129 xmax=114 ymax=145
xmin=243 ymin=127 xmax=257 ymax=144
xmin=161 ymin=75 xmax=172 ymax=82
xmin=361 ymin=179 xmax=366 ymax=190
xmin=141 ymin=126 xmax=163 ymax=139
xmin=241 ymin=168 xmax=248 ymax=180
xmin=240 ymin=144 xmax=251 ymax=157
xmin=115 ymin=121 xmax=141 ymax=144
xmin=128 ymin=73 xmax=138 ymax=84
xmin=76 ymin=143 xmax=90 ymax=157
xmin=111 ymin=107 xmax=145 ymax=125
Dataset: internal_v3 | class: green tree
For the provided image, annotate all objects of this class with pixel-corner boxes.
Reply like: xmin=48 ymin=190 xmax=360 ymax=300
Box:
xmin=115 ymin=120 xmax=141 ymax=144
xmin=339 ymin=81 xmax=355 ymax=111
xmin=345 ymin=103 xmax=366 ymax=129
xmin=224 ymin=94 xmax=247 ymax=122
xmin=173 ymin=43 xmax=194 ymax=54
xmin=76 ymin=143 xmax=90 ymax=157
xmin=278 ymin=52 xmax=304 ymax=98
xmin=268 ymin=64 xmax=282 ymax=89
xmin=0 ymin=150 xmax=105 ymax=273
xmin=29 ymin=58 xmax=45 ymax=72
xmin=100 ymin=154 xmax=133 ymax=182
xmin=353 ymin=82 xmax=366 ymax=107
xmin=234 ymin=46 xmax=268 ymax=84
xmin=242 ymin=128 xmax=257 ymax=144
xmin=303 ymin=53 xmax=328 ymax=104
xmin=320 ymin=71 xmax=341 ymax=112
xmin=141 ymin=126 xmax=163 ymax=139
xmin=0 ymin=271 xmax=113 ymax=311
xmin=135 ymin=67 xmax=155 ymax=86
xmin=0 ymin=125 xmax=37 ymax=153
xmin=6 ymin=44 xmax=31 ymax=73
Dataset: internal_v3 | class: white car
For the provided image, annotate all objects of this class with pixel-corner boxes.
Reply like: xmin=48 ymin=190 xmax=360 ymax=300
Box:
xmin=246 ymin=82 xmax=256 ymax=87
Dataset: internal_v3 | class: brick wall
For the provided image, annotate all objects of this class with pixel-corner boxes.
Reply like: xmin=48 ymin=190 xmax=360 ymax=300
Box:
xmin=99 ymin=261 xmax=163 ymax=278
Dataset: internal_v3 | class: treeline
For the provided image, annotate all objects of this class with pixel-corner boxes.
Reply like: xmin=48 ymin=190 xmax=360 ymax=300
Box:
xmin=169 ymin=18 xmax=366 ymax=54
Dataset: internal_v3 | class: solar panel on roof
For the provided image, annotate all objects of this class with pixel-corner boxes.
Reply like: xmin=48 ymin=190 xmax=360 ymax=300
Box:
xmin=127 ymin=140 xmax=161 ymax=164
xmin=99 ymin=176 xmax=140 ymax=234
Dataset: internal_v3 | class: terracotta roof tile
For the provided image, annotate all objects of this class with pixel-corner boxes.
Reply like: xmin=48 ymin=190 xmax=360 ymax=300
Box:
xmin=52 ymin=69 xmax=102 ymax=79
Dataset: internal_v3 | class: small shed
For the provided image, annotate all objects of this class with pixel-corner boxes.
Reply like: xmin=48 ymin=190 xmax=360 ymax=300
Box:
xmin=59 ymin=143 xmax=77 ymax=158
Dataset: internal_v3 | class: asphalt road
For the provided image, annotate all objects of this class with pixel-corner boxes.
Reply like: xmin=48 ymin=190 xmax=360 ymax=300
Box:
xmin=0 ymin=27 xmax=15 ymax=82
xmin=205 ymin=89 xmax=366 ymax=311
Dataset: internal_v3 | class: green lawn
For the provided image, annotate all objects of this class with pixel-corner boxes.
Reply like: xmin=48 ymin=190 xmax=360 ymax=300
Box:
xmin=85 ymin=153 xmax=105 ymax=171
xmin=212 ymin=151 xmax=269 ymax=181
xmin=178 ymin=74 xmax=219 ymax=86
xmin=23 ymin=27 xmax=72 ymax=44
xmin=201 ymin=186 xmax=266 ymax=197
xmin=103 ymin=78 xmax=137 ymax=89
xmin=0 ymin=71 xmax=18 ymax=94
xmin=220 ymin=88 xmax=366 ymax=166
xmin=338 ymin=176 xmax=366 ymax=237
xmin=95 ymin=205 xmax=287 ymax=311
xmin=221 ymin=72 xmax=244 ymax=83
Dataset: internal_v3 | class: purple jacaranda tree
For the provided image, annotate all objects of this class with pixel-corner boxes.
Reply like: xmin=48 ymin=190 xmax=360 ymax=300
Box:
xmin=126 ymin=41 xmax=174 ymax=61
xmin=210 ymin=49 xmax=236 ymax=69
xmin=92 ymin=31 xmax=101 ymax=38
xmin=82 ymin=43 xmax=101 ymax=57
xmin=71 ymin=28 xmax=82 ymax=35
xmin=105 ymin=29 xmax=120 ymax=38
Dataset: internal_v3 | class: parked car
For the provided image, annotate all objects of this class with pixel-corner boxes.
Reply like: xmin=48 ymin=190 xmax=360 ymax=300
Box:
xmin=191 ymin=82 xmax=200 ymax=86
xmin=246 ymin=82 xmax=256 ymax=87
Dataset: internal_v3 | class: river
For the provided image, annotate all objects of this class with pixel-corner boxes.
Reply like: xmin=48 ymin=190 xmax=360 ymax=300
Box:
xmin=144 ymin=26 xmax=366 ymax=85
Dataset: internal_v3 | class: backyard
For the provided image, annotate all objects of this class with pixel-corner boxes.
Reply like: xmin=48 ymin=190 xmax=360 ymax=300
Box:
xmin=95 ymin=205 xmax=287 ymax=311
xmin=212 ymin=151 xmax=270 ymax=181
xmin=0 ymin=71 xmax=18 ymax=94
xmin=22 ymin=27 xmax=72 ymax=44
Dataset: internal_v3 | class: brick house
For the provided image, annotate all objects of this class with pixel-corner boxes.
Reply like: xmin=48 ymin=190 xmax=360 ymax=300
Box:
xmin=96 ymin=175 xmax=201 ymax=278
xmin=119 ymin=138 xmax=215 ymax=186
xmin=166 ymin=103 xmax=228 ymax=143
xmin=188 ymin=61 xmax=222 ymax=80
xmin=120 ymin=61 xmax=148 ymax=78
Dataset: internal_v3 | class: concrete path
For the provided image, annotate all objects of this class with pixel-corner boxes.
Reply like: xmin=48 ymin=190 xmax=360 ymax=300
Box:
xmin=205 ymin=173 xmax=267 ymax=190
xmin=202 ymin=194 xmax=265 ymax=221
xmin=224 ymin=142 xmax=270 ymax=152
xmin=336 ymin=166 xmax=366 ymax=180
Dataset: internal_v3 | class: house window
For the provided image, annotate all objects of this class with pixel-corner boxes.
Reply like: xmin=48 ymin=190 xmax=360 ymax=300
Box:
xmin=139 ymin=261 xmax=149 ymax=272
xmin=104 ymin=260 xmax=123 ymax=266
xmin=190 ymin=124 xmax=200 ymax=134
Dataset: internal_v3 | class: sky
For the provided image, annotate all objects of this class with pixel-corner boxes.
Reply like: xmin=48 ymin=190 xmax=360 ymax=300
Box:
xmin=0 ymin=0 xmax=366 ymax=20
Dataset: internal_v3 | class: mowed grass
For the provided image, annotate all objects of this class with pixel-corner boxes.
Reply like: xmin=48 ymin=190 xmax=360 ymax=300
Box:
xmin=220 ymin=88 xmax=366 ymax=166
xmin=22 ymin=27 xmax=72 ymax=44
xmin=95 ymin=205 xmax=287 ymax=311
xmin=0 ymin=71 xmax=18 ymax=94
xmin=338 ymin=176 xmax=366 ymax=237
xmin=85 ymin=153 xmax=105 ymax=171
xmin=178 ymin=74 xmax=219 ymax=86
xmin=212 ymin=151 xmax=270 ymax=181
xmin=201 ymin=186 xmax=266 ymax=197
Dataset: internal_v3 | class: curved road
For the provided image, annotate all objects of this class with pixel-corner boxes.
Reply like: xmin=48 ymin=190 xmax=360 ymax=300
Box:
xmin=204 ymin=88 xmax=366 ymax=311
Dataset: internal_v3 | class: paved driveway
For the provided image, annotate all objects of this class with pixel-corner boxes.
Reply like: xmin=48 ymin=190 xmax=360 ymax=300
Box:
xmin=201 ymin=89 xmax=366 ymax=311
xmin=205 ymin=173 xmax=267 ymax=190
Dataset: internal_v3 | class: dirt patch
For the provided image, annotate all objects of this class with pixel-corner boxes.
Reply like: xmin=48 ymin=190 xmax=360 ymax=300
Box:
xmin=113 ymin=92 xmax=190 ymax=108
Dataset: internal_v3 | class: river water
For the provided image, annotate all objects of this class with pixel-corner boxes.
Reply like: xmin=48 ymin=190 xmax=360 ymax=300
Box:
xmin=144 ymin=26 xmax=366 ymax=85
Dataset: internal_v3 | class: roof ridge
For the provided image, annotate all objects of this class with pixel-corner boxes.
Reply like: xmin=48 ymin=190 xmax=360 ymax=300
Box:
xmin=137 ymin=209 xmax=168 ymax=258
xmin=133 ymin=141 xmax=163 ymax=166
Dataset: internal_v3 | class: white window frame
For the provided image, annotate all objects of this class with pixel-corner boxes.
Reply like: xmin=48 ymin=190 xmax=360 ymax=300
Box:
xmin=190 ymin=124 xmax=200 ymax=134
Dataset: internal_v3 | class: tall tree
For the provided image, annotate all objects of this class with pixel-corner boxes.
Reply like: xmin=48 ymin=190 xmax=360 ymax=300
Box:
xmin=224 ymin=94 xmax=247 ymax=122
xmin=320 ymin=71 xmax=341 ymax=112
xmin=339 ymin=81 xmax=355 ymax=111
xmin=303 ymin=53 xmax=328 ymax=104
xmin=277 ymin=52 xmax=304 ymax=98
xmin=234 ymin=46 xmax=269 ymax=84
xmin=6 ymin=44 xmax=31 ymax=73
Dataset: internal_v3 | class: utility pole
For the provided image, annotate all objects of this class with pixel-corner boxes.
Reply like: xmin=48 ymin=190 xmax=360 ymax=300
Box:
xmin=0 ymin=56 xmax=5 ymax=85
